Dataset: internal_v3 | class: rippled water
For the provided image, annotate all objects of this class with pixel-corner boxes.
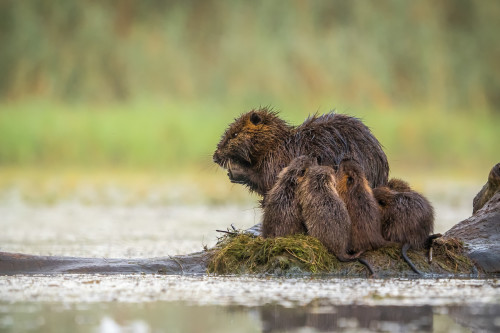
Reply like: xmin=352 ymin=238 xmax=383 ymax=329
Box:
xmin=1 ymin=183 xmax=499 ymax=332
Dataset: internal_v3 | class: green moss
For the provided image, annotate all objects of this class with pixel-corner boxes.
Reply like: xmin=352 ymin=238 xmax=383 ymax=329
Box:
xmin=207 ymin=231 xmax=476 ymax=277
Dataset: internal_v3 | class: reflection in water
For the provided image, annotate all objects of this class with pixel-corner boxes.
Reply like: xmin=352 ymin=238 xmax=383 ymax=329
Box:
xmin=260 ymin=304 xmax=434 ymax=332
xmin=2 ymin=302 xmax=498 ymax=332
xmin=448 ymin=304 xmax=500 ymax=333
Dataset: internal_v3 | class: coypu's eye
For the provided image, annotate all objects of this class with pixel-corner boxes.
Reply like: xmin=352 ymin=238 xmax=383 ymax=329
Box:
xmin=378 ymin=199 xmax=386 ymax=207
xmin=347 ymin=176 xmax=354 ymax=185
xmin=232 ymin=132 xmax=238 ymax=138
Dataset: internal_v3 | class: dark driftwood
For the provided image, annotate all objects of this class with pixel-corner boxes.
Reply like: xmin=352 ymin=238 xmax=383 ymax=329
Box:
xmin=443 ymin=163 xmax=500 ymax=273
xmin=0 ymin=251 xmax=210 ymax=275
xmin=1 ymin=164 xmax=499 ymax=276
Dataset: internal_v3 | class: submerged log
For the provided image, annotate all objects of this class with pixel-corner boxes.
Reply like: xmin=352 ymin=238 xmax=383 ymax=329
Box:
xmin=443 ymin=163 xmax=500 ymax=273
xmin=0 ymin=251 xmax=210 ymax=275
xmin=0 ymin=164 xmax=499 ymax=276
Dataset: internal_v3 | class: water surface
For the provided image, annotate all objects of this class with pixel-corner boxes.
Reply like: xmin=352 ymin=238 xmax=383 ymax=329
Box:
xmin=1 ymin=183 xmax=499 ymax=332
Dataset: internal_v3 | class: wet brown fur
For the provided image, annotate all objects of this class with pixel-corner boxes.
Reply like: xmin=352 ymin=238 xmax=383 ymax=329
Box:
xmin=336 ymin=159 xmax=388 ymax=253
xmin=373 ymin=181 xmax=434 ymax=250
xmin=213 ymin=108 xmax=389 ymax=197
xmin=261 ymin=156 xmax=316 ymax=238
xmin=388 ymin=178 xmax=411 ymax=192
xmin=296 ymin=165 xmax=355 ymax=260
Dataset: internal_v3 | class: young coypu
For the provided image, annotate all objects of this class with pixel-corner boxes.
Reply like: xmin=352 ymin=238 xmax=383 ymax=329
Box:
xmin=373 ymin=181 xmax=435 ymax=274
xmin=297 ymin=164 xmax=375 ymax=275
xmin=213 ymin=108 xmax=389 ymax=198
xmin=387 ymin=178 xmax=411 ymax=192
xmin=261 ymin=155 xmax=317 ymax=238
xmin=373 ymin=183 xmax=434 ymax=250
xmin=335 ymin=159 xmax=388 ymax=253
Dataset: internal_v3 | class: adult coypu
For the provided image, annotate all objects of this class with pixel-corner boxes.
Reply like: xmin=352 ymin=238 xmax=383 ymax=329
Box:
xmin=335 ymin=159 xmax=388 ymax=253
xmin=373 ymin=181 xmax=435 ymax=274
xmin=297 ymin=164 xmax=374 ymax=275
xmin=213 ymin=108 xmax=389 ymax=197
xmin=261 ymin=155 xmax=316 ymax=238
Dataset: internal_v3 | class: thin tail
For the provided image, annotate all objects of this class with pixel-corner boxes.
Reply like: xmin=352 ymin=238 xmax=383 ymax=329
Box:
xmin=402 ymin=243 xmax=422 ymax=275
xmin=338 ymin=253 xmax=376 ymax=278
xmin=357 ymin=258 xmax=375 ymax=277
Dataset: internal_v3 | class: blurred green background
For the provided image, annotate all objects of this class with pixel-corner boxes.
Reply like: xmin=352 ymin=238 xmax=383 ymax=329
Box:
xmin=0 ymin=0 xmax=498 ymax=201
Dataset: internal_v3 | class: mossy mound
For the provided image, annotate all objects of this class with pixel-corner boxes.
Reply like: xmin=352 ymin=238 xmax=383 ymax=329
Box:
xmin=207 ymin=233 xmax=346 ymax=275
xmin=207 ymin=231 xmax=477 ymax=277
xmin=360 ymin=237 xmax=476 ymax=276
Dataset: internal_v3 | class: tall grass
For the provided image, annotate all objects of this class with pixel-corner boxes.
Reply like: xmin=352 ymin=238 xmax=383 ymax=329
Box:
xmin=0 ymin=101 xmax=497 ymax=176
xmin=1 ymin=1 xmax=499 ymax=112
xmin=0 ymin=0 xmax=498 ymax=189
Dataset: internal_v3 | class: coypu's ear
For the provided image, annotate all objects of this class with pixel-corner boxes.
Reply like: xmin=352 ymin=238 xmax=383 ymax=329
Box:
xmin=315 ymin=155 xmax=322 ymax=165
xmin=250 ymin=112 xmax=262 ymax=125
xmin=347 ymin=176 xmax=354 ymax=186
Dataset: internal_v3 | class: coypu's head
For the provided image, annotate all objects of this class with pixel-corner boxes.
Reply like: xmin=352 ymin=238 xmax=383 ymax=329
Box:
xmin=277 ymin=155 xmax=318 ymax=186
xmin=300 ymin=165 xmax=337 ymax=192
xmin=336 ymin=158 xmax=372 ymax=195
xmin=387 ymin=178 xmax=411 ymax=192
xmin=213 ymin=108 xmax=291 ymax=177
xmin=372 ymin=186 xmax=395 ymax=210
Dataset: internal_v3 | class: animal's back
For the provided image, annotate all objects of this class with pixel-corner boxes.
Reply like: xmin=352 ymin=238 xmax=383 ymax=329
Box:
xmin=294 ymin=113 xmax=389 ymax=188
xmin=373 ymin=185 xmax=435 ymax=250
xmin=261 ymin=156 xmax=314 ymax=238
xmin=297 ymin=165 xmax=351 ymax=257
xmin=336 ymin=159 xmax=388 ymax=253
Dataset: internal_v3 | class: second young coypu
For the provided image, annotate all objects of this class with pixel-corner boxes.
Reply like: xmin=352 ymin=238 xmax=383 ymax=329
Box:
xmin=297 ymin=164 xmax=374 ymax=275
xmin=372 ymin=182 xmax=435 ymax=251
xmin=335 ymin=159 xmax=388 ymax=253
xmin=373 ymin=180 xmax=435 ymax=274
xmin=296 ymin=164 xmax=352 ymax=259
xmin=261 ymin=155 xmax=316 ymax=238
xmin=387 ymin=178 xmax=411 ymax=192
xmin=213 ymin=108 xmax=389 ymax=198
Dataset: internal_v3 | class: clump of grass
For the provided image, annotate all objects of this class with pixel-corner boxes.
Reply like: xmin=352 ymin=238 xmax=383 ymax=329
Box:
xmin=207 ymin=231 xmax=477 ymax=276
xmin=430 ymin=237 xmax=475 ymax=273
xmin=207 ymin=232 xmax=340 ymax=275
xmin=361 ymin=237 xmax=475 ymax=276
